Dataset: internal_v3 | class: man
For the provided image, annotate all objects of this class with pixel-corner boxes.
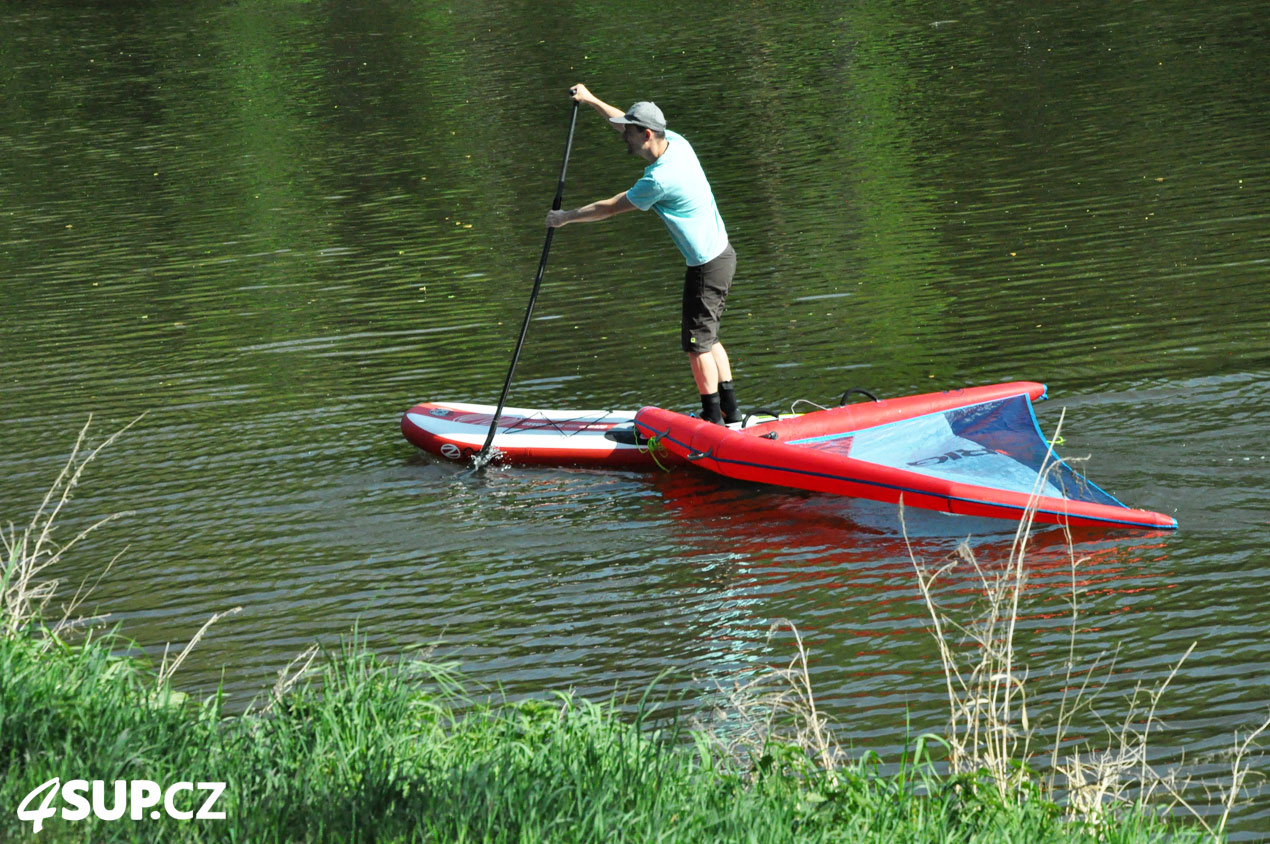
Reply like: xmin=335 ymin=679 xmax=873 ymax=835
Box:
xmin=546 ymin=84 xmax=741 ymax=425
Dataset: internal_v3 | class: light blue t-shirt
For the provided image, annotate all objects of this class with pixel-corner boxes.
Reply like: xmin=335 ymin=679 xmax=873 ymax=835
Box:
xmin=625 ymin=130 xmax=729 ymax=267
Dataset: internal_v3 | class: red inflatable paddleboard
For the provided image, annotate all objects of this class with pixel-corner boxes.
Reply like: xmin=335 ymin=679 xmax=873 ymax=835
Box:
xmin=632 ymin=382 xmax=1177 ymax=531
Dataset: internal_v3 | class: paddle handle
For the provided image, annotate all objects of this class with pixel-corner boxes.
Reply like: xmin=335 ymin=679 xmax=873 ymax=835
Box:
xmin=477 ymin=99 xmax=580 ymax=463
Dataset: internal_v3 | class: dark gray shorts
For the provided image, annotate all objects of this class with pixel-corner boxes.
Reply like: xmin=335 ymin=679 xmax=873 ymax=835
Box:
xmin=681 ymin=243 xmax=736 ymax=353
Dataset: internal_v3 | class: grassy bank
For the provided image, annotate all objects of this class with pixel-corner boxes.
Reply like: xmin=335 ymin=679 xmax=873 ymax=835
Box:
xmin=1 ymin=624 xmax=1204 ymax=844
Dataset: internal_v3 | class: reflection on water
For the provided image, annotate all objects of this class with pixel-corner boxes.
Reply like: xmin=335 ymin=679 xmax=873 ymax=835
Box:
xmin=2 ymin=0 xmax=1268 ymax=836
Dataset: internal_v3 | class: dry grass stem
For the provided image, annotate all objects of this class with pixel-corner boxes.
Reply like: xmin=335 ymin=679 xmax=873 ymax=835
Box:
xmin=1162 ymin=710 xmax=1270 ymax=840
xmin=253 ymin=642 xmax=322 ymax=716
xmin=2 ymin=415 xmax=142 ymax=638
xmin=4 ymin=416 xmax=240 ymax=701
xmin=158 ymin=606 xmax=244 ymax=686
xmin=1215 ymin=713 xmax=1270 ymax=839
xmin=698 ymin=619 xmax=843 ymax=782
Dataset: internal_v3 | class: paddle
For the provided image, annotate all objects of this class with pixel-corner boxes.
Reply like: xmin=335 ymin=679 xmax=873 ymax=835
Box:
xmin=475 ymin=96 xmax=580 ymax=467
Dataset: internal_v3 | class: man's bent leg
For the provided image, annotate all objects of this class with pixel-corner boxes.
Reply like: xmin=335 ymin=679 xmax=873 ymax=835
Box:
xmin=689 ymin=350 xmax=724 ymax=423
xmin=710 ymin=343 xmax=732 ymax=383
xmin=712 ymin=344 xmax=742 ymax=424
xmin=689 ymin=349 xmax=719 ymax=395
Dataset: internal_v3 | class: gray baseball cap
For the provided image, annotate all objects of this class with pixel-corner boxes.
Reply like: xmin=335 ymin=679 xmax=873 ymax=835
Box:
xmin=609 ymin=101 xmax=667 ymax=132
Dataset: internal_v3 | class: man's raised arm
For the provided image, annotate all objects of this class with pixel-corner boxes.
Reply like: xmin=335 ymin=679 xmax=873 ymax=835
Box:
xmin=571 ymin=84 xmax=624 ymax=131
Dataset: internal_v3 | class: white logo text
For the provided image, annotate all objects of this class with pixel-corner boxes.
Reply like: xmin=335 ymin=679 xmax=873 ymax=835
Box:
xmin=17 ymin=778 xmax=226 ymax=834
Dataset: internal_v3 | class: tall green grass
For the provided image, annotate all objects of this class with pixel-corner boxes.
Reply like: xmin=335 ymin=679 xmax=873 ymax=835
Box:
xmin=0 ymin=626 xmax=1204 ymax=843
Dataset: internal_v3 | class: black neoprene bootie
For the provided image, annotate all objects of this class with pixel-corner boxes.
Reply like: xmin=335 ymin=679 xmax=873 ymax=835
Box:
xmin=700 ymin=392 xmax=724 ymax=425
xmin=719 ymin=380 xmax=741 ymax=424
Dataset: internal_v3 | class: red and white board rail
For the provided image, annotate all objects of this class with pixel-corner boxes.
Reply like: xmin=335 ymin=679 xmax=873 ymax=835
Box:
xmin=401 ymin=402 xmax=658 ymax=467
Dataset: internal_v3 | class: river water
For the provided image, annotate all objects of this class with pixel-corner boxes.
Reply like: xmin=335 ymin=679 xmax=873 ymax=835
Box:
xmin=3 ymin=0 xmax=1268 ymax=835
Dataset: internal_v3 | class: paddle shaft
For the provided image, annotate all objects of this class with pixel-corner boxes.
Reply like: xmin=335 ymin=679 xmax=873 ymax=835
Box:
xmin=477 ymin=99 xmax=580 ymax=462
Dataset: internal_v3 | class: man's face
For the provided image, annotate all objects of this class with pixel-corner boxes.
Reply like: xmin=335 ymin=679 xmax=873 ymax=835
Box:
xmin=622 ymin=123 xmax=648 ymax=155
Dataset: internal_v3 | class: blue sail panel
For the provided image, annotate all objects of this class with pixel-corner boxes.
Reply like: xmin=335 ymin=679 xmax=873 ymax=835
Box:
xmin=790 ymin=395 xmax=1127 ymax=509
